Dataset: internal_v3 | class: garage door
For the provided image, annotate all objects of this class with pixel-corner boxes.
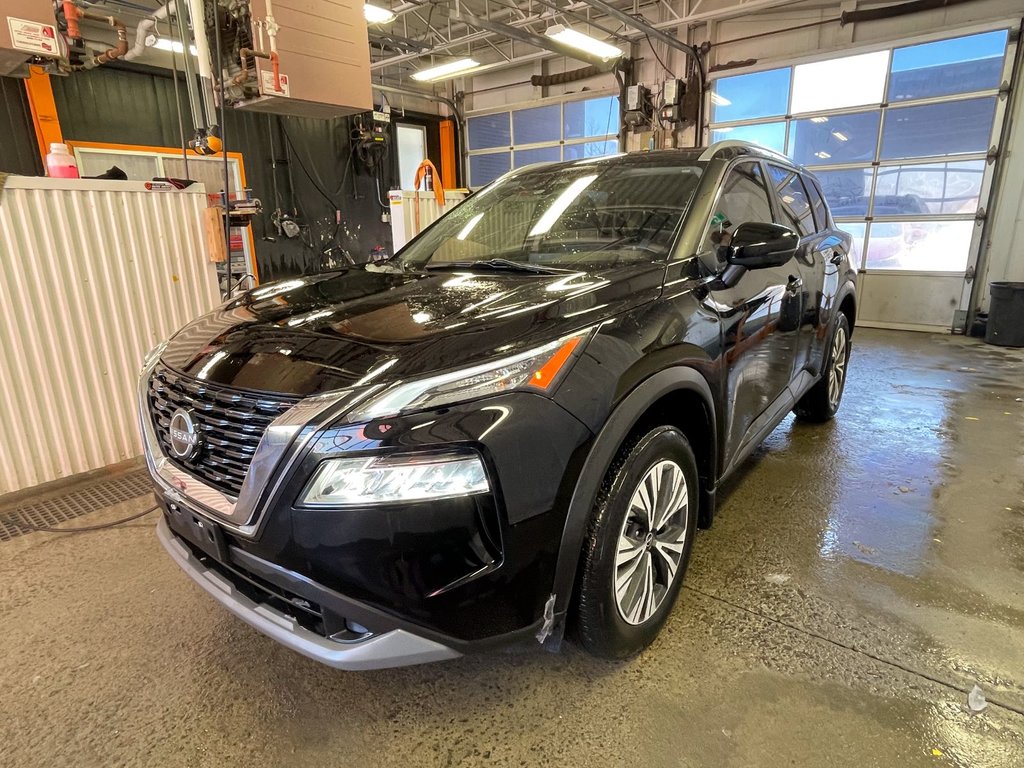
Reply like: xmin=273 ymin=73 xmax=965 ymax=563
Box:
xmin=708 ymin=29 xmax=1015 ymax=331
xmin=466 ymin=93 xmax=619 ymax=187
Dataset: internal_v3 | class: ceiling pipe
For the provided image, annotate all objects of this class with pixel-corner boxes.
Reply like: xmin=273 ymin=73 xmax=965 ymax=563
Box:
xmin=124 ymin=1 xmax=175 ymax=62
xmin=581 ymin=0 xmax=705 ymax=87
xmin=452 ymin=9 xmax=618 ymax=69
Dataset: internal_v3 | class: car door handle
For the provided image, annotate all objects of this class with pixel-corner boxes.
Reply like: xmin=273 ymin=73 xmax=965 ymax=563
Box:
xmin=786 ymin=275 xmax=803 ymax=293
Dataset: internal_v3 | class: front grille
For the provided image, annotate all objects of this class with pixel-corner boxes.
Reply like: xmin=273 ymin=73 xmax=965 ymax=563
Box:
xmin=148 ymin=364 xmax=301 ymax=496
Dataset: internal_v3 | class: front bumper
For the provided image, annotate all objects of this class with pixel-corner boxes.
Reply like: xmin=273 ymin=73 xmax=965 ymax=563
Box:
xmin=156 ymin=516 xmax=460 ymax=670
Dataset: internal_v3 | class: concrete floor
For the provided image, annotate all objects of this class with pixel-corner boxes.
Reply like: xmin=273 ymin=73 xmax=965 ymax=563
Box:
xmin=1 ymin=328 xmax=1023 ymax=767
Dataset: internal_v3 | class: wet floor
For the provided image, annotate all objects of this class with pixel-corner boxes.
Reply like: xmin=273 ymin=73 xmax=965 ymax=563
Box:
xmin=1 ymin=328 xmax=1022 ymax=767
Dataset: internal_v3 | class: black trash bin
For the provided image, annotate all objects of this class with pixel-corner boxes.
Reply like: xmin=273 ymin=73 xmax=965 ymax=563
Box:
xmin=986 ymin=281 xmax=1024 ymax=347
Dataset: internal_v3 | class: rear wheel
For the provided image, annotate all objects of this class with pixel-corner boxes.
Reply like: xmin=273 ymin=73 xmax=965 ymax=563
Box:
xmin=794 ymin=314 xmax=851 ymax=422
xmin=574 ymin=426 xmax=698 ymax=659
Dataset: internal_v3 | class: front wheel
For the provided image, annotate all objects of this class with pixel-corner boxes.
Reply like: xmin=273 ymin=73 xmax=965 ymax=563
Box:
xmin=574 ymin=426 xmax=699 ymax=659
xmin=794 ymin=313 xmax=851 ymax=422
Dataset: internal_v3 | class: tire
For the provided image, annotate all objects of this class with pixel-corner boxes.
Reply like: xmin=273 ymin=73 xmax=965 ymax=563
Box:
xmin=794 ymin=313 xmax=852 ymax=423
xmin=574 ymin=426 xmax=699 ymax=660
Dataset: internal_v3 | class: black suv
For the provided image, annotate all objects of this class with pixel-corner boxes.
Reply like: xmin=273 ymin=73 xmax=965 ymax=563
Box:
xmin=141 ymin=141 xmax=856 ymax=669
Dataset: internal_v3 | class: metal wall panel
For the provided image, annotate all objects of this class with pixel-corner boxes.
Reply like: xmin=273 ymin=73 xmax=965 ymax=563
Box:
xmin=0 ymin=76 xmax=43 ymax=176
xmin=0 ymin=177 xmax=220 ymax=494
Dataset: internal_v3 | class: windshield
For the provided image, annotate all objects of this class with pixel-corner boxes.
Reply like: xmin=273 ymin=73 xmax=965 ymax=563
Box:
xmin=397 ymin=158 xmax=704 ymax=271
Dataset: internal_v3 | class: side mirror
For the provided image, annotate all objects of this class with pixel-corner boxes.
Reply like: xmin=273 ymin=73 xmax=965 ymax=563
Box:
xmin=726 ymin=222 xmax=799 ymax=269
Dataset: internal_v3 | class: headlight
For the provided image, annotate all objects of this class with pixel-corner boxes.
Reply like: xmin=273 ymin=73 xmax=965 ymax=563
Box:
xmin=344 ymin=330 xmax=589 ymax=423
xmin=300 ymin=451 xmax=490 ymax=507
xmin=141 ymin=340 xmax=168 ymax=374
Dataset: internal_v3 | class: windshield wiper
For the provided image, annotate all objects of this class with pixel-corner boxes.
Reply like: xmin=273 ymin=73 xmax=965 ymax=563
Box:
xmin=423 ymin=258 xmax=571 ymax=275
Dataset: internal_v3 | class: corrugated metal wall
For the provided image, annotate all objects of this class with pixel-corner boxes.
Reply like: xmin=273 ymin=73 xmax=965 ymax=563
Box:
xmin=0 ymin=177 xmax=220 ymax=494
xmin=0 ymin=77 xmax=44 ymax=176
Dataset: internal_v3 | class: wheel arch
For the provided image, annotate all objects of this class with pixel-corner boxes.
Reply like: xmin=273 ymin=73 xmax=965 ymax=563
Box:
xmin=549 ymin=366 xmax=719 ymax=624
xmin=837 ymin=283 xmax=857 ymax=335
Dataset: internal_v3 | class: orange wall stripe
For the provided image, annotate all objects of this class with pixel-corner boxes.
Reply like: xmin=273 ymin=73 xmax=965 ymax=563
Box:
xmin=439 ymin=119 xmax=457 ymax=190
xmin=24 ymin=66 xmax=63 ymax=167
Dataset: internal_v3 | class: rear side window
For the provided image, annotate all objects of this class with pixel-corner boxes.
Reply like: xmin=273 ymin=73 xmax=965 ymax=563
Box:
xmin=703 ymin=161 xmax=775 ymax=253
xmin=805 ymin=176 xmax=829 ymax=230
xmin=767 ymin=164 xmax=815 ymax=237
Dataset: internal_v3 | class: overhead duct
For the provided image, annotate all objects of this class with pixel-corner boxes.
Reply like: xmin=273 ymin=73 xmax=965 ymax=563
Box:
xmin=531 ymin=64 xmax=608 ymax=86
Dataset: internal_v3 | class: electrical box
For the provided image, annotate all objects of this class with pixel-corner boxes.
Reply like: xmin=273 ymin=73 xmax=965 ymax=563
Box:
xmin=0 ymin=0 xmax=60 ymax=76
xmin=662 ymin=78 xmax=682 ymax=107
xmin=237 ymin=0 xmax=373 ymax=118
xmin=626 ymin=84 xmax=643 ymax=112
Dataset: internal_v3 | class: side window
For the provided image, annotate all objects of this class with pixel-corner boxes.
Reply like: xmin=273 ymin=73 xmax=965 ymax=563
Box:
xmin=702 ymin=162 xmax=774 ymax=254
xmin=767 ymin=164 xmax=815 ymax=237
xmin=806 ymin=176 xmax=829 ymax=231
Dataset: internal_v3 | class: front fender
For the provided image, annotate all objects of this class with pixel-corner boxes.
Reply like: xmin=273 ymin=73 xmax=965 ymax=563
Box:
xmin=547 ymin=366 xmax=717 ymax=630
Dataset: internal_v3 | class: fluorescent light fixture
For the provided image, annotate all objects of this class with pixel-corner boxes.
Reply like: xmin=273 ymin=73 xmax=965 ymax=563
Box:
xmin=153 ymin=38 xmax=197 ymax=56
xmin=529 ymin=174 xmax=598 ymax=237
xmin=456 ymin=212 xmax=485 ymax=241
xmin=831 ymin=131 xmax=849 ymax=142
xmin=545 ymin=25 xmax=623 ymax=61
xmin=411 ymin=58 xmax=480 ymax=81
xmin=363 ymin=4 xmax=395 ymax=24
xmin=811 ymin=116 xmax=829 ymax=123
xmin=710 ymin=93 xmax=732 ymax=107
xmin=815 ymin=151 xmax=832 ymax=159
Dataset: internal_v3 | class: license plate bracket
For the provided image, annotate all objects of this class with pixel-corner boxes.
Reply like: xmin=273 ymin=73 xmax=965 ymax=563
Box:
xmin=166 ymin=504 xmax=229 ymax=563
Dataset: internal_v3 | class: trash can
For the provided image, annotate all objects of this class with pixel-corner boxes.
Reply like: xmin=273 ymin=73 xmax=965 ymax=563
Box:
xmin=986 ymin=281 xmax=1024 ymax=347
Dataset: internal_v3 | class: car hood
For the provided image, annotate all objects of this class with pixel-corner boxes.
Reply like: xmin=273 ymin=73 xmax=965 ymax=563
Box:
xmin=159 ymin=264 xmax=664 ymax=396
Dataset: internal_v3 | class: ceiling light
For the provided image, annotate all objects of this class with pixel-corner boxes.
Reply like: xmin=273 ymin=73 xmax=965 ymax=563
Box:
xmin=710 ymin=93 xmax=732 ymax=107
xmin=815 ymin=151 xmax=832 ymax=159
xmin=363 ymin=4 xmax=395 ymax=24
xmin=545 ymin=25 xmax=623 ymax=61
xmin=811 ymin=116 xmax=829 ymax=123
xmin=411 ymin=58 xmax=480 ymax=81
xmin=153 ymin=38 xmax=197 ymax=56
xmin=831 ymin=131 xmax=849 ymax=141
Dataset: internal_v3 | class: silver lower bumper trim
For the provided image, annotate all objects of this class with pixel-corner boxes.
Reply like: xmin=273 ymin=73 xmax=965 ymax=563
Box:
xmin=156 ymin=517 xmax=461 ymax=671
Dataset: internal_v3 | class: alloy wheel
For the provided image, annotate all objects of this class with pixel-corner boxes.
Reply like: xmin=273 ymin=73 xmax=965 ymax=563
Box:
xmin=614 ymin=460 xmax=689 ymax=625
xmin=828 ymin=325 xmax=849 ymax=408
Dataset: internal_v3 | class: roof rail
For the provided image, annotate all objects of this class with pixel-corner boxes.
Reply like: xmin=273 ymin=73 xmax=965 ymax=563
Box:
xmin=698 ymin=140 xmax=793 ymax=165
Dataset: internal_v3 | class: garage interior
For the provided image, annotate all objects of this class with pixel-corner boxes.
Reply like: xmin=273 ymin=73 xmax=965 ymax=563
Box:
xmin=2 ymin=0 xmax=1024 ymax=764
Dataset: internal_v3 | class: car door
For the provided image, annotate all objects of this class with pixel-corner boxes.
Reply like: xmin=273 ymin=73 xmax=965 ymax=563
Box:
xmin=697 ymin=160 xmax=803 ymax=468
xmin=765 ymin=163 xmax=829 ymax=380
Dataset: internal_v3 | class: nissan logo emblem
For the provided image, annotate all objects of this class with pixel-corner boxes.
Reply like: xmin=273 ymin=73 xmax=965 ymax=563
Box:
xmin=168 ymin=408 xmax=202 ymax=461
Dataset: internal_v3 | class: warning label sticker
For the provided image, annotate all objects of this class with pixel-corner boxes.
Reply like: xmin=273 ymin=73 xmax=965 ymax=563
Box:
xmin=260 ymin=70 xmax=290 ymax=97
xmin=7 ymin=17 xmax=59 ymax=57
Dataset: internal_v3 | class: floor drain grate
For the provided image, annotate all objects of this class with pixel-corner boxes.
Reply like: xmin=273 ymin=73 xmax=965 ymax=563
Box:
xmin=0 ymin=469 xmax=153 ymax=542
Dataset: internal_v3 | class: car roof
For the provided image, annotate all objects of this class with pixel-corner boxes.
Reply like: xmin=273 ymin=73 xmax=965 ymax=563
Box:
xmin=512 ymin=141 xmax=801 ymax=175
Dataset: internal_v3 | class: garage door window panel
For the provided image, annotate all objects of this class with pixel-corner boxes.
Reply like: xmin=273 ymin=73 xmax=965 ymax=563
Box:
xmin=816 ymin=168 xmax=873 ymax=218
xmin=563 ymin=96 xmax=619 ymax=139
xmin=710 ymin=68 xmax=791 ymax=123
xmin=513 ymin=104 xmax=561 ymax=146
xmin=889 ymin=30 xmax=1008 ymax=102
xmin=564 ymin=140 xmax=619 ymax=160
xmin=469 ymin=113 xmax=511 ymax=151
xmin=790 ymin=111 xmax=880 ymax=166
xmin=791 ymin=51 xmax=889 ymax=113
xmin=470 ymin=153 xmax=511 ymax=187
xmin=710 ymin=122 xmax=786 ymax=153
xmin=880 ymin=97 xmax=997 ymax=160
xmin=837 ymin=222 xmax=867 ymax=270
xmin=514 ymin=146 xmax=561 ymax=168
xmin=864 ymin=220 xmax=974 ymax=271
xmin=874 ymin=161 xmax=984 ymax=214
